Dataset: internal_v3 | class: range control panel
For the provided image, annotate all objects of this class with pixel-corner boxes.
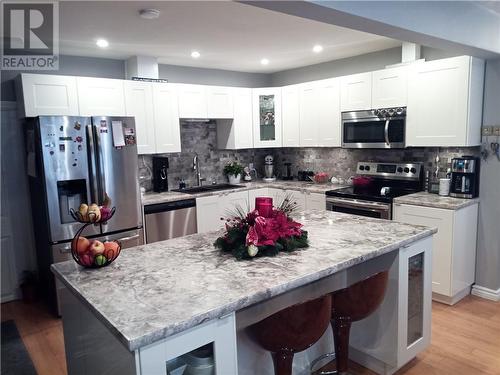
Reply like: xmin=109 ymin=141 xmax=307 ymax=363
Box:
xmin=357 ymin=162 xmax=422 ymax=180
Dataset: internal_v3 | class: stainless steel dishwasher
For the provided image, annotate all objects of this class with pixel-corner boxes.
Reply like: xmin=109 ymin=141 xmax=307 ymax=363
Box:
xmin=144 ymin=199 xmax=197 ymax=243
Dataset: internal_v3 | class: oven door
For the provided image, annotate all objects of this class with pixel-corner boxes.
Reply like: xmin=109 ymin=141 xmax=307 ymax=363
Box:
xmin=326 ymin=197 xmax=392 ymax=220
xmin=342 ymin=116 xmax=405 ymax=148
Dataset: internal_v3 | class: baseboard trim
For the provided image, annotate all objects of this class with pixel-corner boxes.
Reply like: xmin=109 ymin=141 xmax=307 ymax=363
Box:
xmin=433 ymin=286 xmax=471 ymax=305
xmin=471 ymin=285 xmax=500 ymax=302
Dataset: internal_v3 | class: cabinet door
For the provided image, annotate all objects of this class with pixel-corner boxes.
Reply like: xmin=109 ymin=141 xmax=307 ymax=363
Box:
xmin=305 ymin=192 xmax=325 ymax=210
xmin=252 ymin=88 xmax=282 ymax=148
xmin=221 ymin=191 xmax=250 ymax=217
xmin=268 ymin=188 xmax=286 ymax=206
xmin=393 ymin=204 xmax=454 ymax=296
xmin=177 ymin=84 xmax=208 ymax=118
xmin=299 ymin=82 xmax=319 ymax=147
xmin=124 ymin=81 xmax=155 ymax=154
xmin=19 ymin=74 xmax=80 ymax=116
xmin=282 ymin=85 xmax=300 ymax=147
xmin=340 ymin=72 xmax=372 ymax=111
xmin=285 ymin=190 xmax=306 ymax=211
xmin=207 ymin=86 xmax=233 ymax=119
xmin=77 ymin=77 xmax=125 ymax=116
xmin=406 ymin=56 xmax=470 ymax=146
xmin=196 ymin=196 xmax=221 ymax=233
xmin=372 ymin=66 xmax=408 ymax=108
xmin=152 ymin=83 xmax=181 ymax=153
xmin=317 ymin=78 xmax=341 ymax=147
xmin=233 ymin=88 xmax=253 ymax=149
xmin=248 ymin=188 xmax=269 ymax=211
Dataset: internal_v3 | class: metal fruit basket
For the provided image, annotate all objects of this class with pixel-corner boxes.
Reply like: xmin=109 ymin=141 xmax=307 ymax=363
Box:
xmin=70 ymin=223 xmax=122 ymax=269
xmin=69 ymin=206 xmax=116 ymax=224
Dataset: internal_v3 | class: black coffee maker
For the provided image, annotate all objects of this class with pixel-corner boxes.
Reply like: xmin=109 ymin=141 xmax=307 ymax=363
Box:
xmin=450 ymin=156 xmax=480 ymax=199
xmin=152 ymin=156 xmax=169 ymax=192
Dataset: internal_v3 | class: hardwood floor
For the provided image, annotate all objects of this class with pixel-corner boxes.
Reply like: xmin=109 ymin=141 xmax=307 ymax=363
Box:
xmin=1 ymin=295 xmax=499 ymax=375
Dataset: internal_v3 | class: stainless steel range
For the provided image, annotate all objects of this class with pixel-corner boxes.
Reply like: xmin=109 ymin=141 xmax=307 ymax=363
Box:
xmin=326 ymin=162 xmax=423 ymax=220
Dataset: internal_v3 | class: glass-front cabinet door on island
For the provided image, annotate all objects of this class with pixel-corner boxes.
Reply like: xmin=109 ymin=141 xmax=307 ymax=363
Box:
xmin=252 ymin=88 xmax=282 ymax=148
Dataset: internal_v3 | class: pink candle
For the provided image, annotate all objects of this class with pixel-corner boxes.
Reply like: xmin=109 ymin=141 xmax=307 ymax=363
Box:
xmin=255 ymin=197 xmax=273 ymax=218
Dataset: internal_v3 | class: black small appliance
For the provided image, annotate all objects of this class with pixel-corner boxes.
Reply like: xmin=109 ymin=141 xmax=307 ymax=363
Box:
xmin=450 ymin=156 xmax=480 ymax=199
xmin=282 ymin=162 xmax=293 ymax=180
xmin=152 ymin=156 xmax=169 ymax=192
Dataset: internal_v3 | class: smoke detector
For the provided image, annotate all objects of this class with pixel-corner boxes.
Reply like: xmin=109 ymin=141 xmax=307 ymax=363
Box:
xmin=139 ymin=9 xmax=160 ymax=19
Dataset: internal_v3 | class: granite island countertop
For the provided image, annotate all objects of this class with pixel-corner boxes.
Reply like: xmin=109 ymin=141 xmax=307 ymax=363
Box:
xmin=142 ymin=180 xmax=348 ymax=206
xmin=394 ymin=191 xmax=480 ymax=210
xmin=51 ymin=210 xmax=436 ymax=352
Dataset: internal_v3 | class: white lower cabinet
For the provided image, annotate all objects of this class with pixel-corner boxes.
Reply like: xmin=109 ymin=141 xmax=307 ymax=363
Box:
xmin=393 ymin=202 xmax=478 ymax=304
xmin=350 ymin=236 xmax=432 ymax=373
xmin=285 ymin=189 xmax=306 ymax=211
xmin=196 ymin=191 xmax=250 ymax=233
xmin=305 ymin=192 xmax=326 ymax=210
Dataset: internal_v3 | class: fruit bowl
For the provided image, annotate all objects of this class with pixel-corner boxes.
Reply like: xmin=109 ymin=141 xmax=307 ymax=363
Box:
xmin=308 ymin=172 xmax=330 ymax=184
xmin=70 ymin=223 xmax=122 ymax=268
xmin=70 ymin=206 xmax=116 ymax=224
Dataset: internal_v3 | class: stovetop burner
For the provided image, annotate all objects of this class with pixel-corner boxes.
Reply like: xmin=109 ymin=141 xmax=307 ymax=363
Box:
xmin=326 ymin=161 xmax=424 ymax=203
xmin=326 ymin=186 xmax=420 ymax=203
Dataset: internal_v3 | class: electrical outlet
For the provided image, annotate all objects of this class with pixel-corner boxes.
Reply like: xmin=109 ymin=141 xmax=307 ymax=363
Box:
xmin=249 ymin=163 xmax=255 ymax=170
xmin=482 ymin=126 xmax=493 ymax=136
xmin=494 ymin=126 xmax=500 ymax=136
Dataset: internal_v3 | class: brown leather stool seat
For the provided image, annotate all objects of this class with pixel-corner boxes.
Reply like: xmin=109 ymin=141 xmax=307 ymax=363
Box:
xmin=250 ymin=295 xmax=332 ymax=375
xmin=311 ymin=271 xmax=389 ymax=375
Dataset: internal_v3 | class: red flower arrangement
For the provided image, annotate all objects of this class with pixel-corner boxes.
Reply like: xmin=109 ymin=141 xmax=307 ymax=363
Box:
xmin=214 ymin=195 xmax=308 ymax=260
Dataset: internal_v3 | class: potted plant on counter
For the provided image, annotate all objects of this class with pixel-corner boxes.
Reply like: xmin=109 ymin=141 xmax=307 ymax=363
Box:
xmin=224 ymin=162 xmax=244 ymax=184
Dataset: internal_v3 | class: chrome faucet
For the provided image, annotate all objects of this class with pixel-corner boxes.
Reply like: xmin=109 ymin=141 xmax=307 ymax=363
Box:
xmin=193 ymin=153 xmax=205 ymax=186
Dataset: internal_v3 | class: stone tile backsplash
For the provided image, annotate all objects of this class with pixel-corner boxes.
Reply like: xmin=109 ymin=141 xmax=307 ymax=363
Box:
xmin=138 ymin=121 xmax=480 ymax=191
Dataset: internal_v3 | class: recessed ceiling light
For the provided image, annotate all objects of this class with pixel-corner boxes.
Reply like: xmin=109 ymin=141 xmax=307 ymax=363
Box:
xmin=96 ymin=39 xmax=109 ymax=48
xmin=139 ymin=9 xmax=160 ymax=19
xmin=260 ymin=58 xmax=269 ymax=65
xmin=313 ymin=44 xmax=323 ymax=53
xmin=191 ymin=51 xmax=201 ymax=59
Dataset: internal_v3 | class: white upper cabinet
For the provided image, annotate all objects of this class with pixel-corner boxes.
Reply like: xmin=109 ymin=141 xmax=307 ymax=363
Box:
xmin=206 ymin=86 xmax=234 ymax=119
xmin=18 ymin=73 xmax=79 ymax=117
xmin=216 ymin=88 xmax=253 ymax=149
xmin=77 ymin=77 xmax=126 ymax=116
xmin=299 ymin=82 xmax=319 ymax=146
xmin=124 ymin=81 xmax=155 ymax=154
xmin=298 ymin=78 xmax=341 ymax=147
xmin=372 ymin=66 xmax=408 ymax=108
xmin=316 ymin=78 xmax=341 ymax=147
xmin=152 ymin=83 xmax=181 ymax=153
xmin=406 ymin=56 xmax=484 ymax=147
xmin=252 ymin=88 xmax=282 ymax=148
xmin=177 ymin=84 xmax=208 ymax=118
xmin=340 ymin=72 xmax=372 ymax=111
xmin=282 ymin=85 xmax=300 ymax=147
xmin=232 ymin=88 xmax=253 ymax=149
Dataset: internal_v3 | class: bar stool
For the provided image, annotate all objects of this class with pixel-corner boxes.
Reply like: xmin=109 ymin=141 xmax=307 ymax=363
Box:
xmin=311 ymin=271 xmax=389 ymax=375
xmin=249 ymin=295 xmax=332 ymax=375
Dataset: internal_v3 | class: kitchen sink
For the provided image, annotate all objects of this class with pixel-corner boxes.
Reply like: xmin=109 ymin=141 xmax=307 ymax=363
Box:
xmin=172 ymin=184 xmax=242 ymax=195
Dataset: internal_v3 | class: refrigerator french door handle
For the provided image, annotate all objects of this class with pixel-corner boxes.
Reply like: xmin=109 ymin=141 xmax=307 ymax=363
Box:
xmin=93 ymin=125 xmax=106 ymax=205
xmin=86 ymin=124 xmax=99 ymax=204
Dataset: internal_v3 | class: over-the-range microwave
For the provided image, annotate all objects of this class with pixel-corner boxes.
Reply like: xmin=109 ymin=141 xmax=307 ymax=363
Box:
xmin=342 ymin=107 xmax=406 ymax=149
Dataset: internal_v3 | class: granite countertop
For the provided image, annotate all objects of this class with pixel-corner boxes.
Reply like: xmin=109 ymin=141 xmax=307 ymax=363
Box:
xmin=394 ymin=192 xmax=480 ymax=210
xmin=142 ymin=180 xmax=348 ymax=206
xmin=51 ymin=211 xmax=436 ymax=352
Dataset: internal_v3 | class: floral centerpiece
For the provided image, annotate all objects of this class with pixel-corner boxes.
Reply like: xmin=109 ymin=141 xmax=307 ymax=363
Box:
xmin=214 ymin=195 xmax=308 ymax=260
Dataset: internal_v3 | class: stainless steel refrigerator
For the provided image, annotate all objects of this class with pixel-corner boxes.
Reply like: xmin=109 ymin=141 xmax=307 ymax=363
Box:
xmin=26 ymin=116 xmax=143 ymax=313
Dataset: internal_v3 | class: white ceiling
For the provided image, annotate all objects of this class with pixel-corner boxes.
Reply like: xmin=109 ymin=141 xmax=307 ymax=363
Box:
xmin=59 ymin=1 xmax=401 ymax=73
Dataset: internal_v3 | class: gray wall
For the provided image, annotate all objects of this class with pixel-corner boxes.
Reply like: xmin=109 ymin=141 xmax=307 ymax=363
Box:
xmin=476 ymin=58 xmax=500 ymax=291
xmin=158 ymin=64 xmax=270 ymax=87
xmin=269 ymin=46 xmax=459 ymax=86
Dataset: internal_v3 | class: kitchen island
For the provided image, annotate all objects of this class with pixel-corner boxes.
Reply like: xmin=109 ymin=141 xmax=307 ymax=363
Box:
xmin=52 ymin=211 xmax=436 ymax=375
